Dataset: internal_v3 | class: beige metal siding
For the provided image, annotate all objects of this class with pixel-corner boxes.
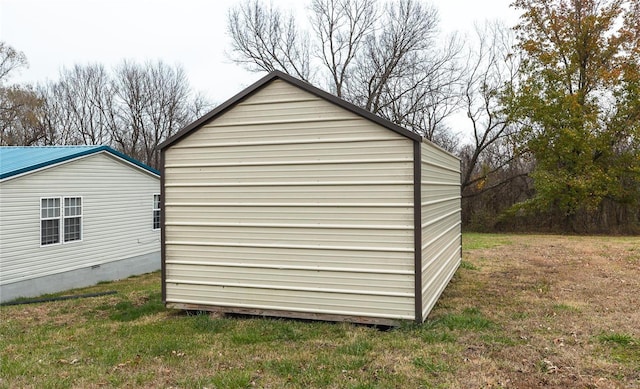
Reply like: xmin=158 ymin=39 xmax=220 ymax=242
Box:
xmin=0 ymin=152 xmax=160 ymax=287
xmin=164 ymin=79 xmax=416 ymax=320
xmin=420 ymin=141 xmax=462 ymax=320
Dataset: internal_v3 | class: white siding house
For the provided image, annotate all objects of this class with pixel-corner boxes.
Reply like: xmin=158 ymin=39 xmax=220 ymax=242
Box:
xmin=0 ymin=146 xmax=161 ymax=303
xmin=159 ymin=71 xmax=461 ymax=325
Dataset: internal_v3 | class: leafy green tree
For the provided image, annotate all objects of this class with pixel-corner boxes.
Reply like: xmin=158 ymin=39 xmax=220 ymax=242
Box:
xmin=509 ymin=0 xmax=640 ymax=231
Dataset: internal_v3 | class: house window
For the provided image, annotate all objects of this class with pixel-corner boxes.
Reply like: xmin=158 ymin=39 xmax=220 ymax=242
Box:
xmin=63 ymin=197 xmax=82 ymax=242
xmin=153 ymin=194 xmax=161 ymax=230
xmin=41 ymin=198 xmax=61 ymax=245
xmin=40 ymin=196 xmax=82 ymax=246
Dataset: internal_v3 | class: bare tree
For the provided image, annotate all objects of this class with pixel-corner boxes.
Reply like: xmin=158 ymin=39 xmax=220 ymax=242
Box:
xmin=456 ymin=22 xmax=535 ymax=229
xmin=0 ymin=42 xmax=46 ymax=146
xmin=35 ymin=60 xmax=209 ymax=168
xmin=0 ymin=42 xmax=207 ymax=165
xmin=227 ymin=0 xmax=311 ymax=80
xmin=226 ymin=0 xmax=463 ymax=148
xmin=460 ymin=21 xmax=523 ymax=196
xmin=362 ymin=31 xmax=463 ymax=143
xmin=351 ymin=0 xmax=438 ymax=109
xmin=140 ymin=61 xmax=192 ymax=167
xmin=188 ymin=91 xmax=212 ymax=119
xmin=109 ymin=61 xmax=147 ymax=160
xmin=45 ymin=64 xmax=113 ymax=146
xmin=0 ymin=42 xmax=27 ymax=84
xmin=343 ymin=0 xmax=464 ymax=144
xmin=310 ymin=0 xmax=377 ymax=97
xmin=110 ymin=61 xmax=199 ymax=168
xmin=35 ymin=83 xmax=70 ymax=145
xmin=0 ymin=85 xmax=44 ymax=146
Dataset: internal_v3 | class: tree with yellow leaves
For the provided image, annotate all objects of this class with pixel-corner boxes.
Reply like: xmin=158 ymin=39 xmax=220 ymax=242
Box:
xmin=508 ymin=0 xmax=640 ymax=231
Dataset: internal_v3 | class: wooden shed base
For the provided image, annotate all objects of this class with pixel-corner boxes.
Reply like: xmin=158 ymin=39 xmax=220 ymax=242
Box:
xmin=166 ymin=302 xmax=405 ymax=327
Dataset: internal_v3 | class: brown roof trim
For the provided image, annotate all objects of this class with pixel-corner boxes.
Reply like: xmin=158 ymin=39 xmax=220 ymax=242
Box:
xmin=159 ymin=70 xmax=423 ymax=150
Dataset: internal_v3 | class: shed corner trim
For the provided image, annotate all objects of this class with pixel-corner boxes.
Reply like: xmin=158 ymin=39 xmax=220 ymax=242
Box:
xmin=413 ymin=141 xmax=423 ymax=323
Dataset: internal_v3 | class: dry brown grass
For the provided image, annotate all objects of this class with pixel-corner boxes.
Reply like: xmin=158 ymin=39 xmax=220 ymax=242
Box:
xmin=448 ymin=234 xmax=640 ymax=388
xmin=1 ymin=234 xmax=638 ymax=388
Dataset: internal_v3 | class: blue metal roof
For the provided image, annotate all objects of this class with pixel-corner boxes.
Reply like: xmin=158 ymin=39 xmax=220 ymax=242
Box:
xmin=0 ymin=146 xmax=160 ymax=180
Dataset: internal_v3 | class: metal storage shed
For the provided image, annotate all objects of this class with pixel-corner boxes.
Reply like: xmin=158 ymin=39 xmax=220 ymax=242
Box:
xmin=159 ymin=71 xmax=461 ymax=325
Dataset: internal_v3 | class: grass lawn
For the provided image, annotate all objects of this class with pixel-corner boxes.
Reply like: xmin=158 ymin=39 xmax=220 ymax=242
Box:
xmin=1 ymin=234 xmax=639 ymax=388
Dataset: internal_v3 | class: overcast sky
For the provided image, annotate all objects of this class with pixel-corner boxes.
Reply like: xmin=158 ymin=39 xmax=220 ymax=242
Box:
xmin=1 ymin=0 xmax=519 ymax=105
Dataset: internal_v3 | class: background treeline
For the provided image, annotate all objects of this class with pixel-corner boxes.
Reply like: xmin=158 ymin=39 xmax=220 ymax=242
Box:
xmin=1 ymin=0 xmax=638 ymax=234
xmin=0 ymin=51 xmax=209 ymax=169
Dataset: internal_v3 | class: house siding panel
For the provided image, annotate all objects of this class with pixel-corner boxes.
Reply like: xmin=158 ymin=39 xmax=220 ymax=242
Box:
xmin=164 ymin=80 xmax=416 ymax=321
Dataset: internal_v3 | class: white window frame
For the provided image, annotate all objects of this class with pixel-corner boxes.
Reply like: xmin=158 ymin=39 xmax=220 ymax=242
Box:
xmin=40 ymin=197 xmax=61 ymax=246
xmin=63 ymin=196 xmax=83 ymax=244
xmin=40 ymin=196 xmax=83 ymax=247
xmin=153 ymin=193 xmax=161 ymax=231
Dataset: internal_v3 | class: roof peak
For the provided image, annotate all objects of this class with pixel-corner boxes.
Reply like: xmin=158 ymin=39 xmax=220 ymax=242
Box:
xmin=159 ymin=70 xmax=423 ymax=150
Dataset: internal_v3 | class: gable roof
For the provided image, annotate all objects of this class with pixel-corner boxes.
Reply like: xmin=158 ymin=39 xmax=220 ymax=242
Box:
xmin=0 ymin=145 xmax=160 ymax=181
xmin=159 ymin=70 xmax=423 ymax=150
